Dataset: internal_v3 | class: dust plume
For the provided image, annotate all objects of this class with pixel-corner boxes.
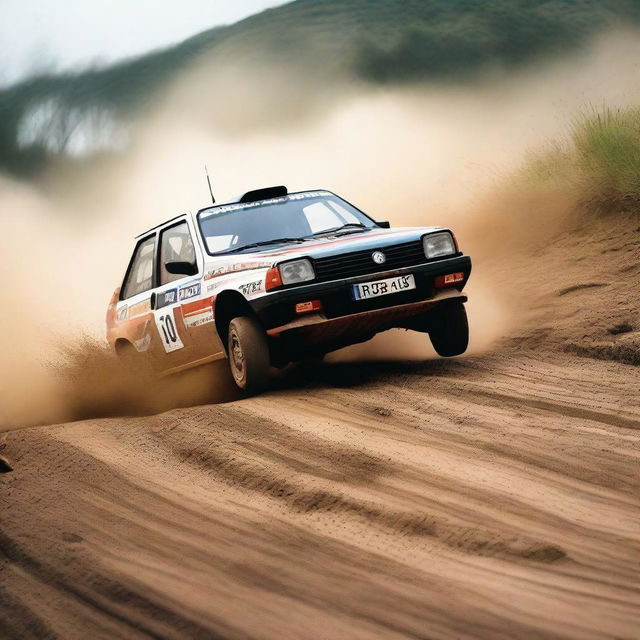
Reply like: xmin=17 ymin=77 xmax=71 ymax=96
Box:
xmin=1 ymin=28 xmax=639 ymax=427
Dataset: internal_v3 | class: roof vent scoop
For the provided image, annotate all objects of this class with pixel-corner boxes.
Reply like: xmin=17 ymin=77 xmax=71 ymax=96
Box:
xmin=239 ymin=185 xmax=288 ymax=203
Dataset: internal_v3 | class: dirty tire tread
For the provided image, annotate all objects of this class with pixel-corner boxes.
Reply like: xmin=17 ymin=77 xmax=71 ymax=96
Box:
xmin=429 ymin=303 xmax=469 ymax=357
xmin=228 ymin=316 xmax=270 ymax=394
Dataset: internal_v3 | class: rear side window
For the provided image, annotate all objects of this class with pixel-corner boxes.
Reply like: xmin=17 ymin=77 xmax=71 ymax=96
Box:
xmin=122 ymin=236 xmax=155 ymax=299
xmin=159 ymin=221 xmax=197 ymax=285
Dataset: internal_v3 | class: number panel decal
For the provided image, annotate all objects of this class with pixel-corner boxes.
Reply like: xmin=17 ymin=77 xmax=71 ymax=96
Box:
xmin=154 ymin=310 xmax=185 ymax=353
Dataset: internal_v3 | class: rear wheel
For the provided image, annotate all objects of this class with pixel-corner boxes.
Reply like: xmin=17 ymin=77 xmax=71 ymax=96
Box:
xmin=429 ymin=303 xmax=469 ymax=357
xmin=227 ymin=316 xmax=270 ymax=394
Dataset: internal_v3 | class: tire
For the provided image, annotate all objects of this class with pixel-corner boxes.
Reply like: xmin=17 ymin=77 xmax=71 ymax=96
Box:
xmin=429 ymin=303 xmax=469 ymax=357
xmin=227 ymin=316 xmax=270 ymax=394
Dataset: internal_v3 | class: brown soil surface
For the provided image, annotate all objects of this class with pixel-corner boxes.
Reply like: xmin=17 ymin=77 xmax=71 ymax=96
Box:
xmin=1 ymin=217 xmax=639 ymax=639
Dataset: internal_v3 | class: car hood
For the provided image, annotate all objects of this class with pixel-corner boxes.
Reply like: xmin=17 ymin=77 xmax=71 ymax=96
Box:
xmin=218 ymin=226 xmax=446 ymax=265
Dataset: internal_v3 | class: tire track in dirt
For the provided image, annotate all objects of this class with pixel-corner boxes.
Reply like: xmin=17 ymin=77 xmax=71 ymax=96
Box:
xmin=1 ymin=435 xmax=559 ymax=639
xmin=169 ymin=435 xmax=565 ymax=562
xmin=1 ymin=349 xmax=639 ymax=639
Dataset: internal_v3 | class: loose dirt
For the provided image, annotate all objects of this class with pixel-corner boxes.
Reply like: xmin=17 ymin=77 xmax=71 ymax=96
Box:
xmin=0 ymin=218 xmax=638 ymax=639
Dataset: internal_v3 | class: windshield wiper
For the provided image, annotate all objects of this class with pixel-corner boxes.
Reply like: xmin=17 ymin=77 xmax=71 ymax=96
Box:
xmin=310 ymin=223 xmax=369 ymax=237
xmin=223 ymin=237 xmax=308 ymax=253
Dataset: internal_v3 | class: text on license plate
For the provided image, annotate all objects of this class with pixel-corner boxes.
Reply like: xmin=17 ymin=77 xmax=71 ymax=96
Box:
xmin=352 ymin=274 xmax=416 ymax=300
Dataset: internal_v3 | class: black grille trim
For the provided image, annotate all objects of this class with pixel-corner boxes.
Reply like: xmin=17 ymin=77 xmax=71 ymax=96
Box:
xmin=313 ymin=241 xmax=426 ymax=281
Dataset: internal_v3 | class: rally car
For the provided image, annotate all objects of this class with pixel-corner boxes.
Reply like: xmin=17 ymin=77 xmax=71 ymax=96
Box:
xmin=107 ymin=186 xmax=472 ymax=393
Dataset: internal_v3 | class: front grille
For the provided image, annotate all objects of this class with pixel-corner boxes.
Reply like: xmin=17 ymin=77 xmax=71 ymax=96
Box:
xmin=313 ymin=240 xmax=426 ymax=282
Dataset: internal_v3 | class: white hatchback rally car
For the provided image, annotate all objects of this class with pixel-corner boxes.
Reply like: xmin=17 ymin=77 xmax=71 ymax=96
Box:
xmin=107 ymin=186 xmax=472 ymax=393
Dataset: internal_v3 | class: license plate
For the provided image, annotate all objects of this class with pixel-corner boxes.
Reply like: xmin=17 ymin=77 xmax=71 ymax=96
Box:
xmin=352 ymin=274 xmax=416 ymax=301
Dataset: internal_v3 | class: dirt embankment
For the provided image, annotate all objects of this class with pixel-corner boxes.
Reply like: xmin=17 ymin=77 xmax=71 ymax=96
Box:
xmin=1 ymin=213 xmax=639 ymax=639
xmin=485 ymin=212 xmax=640 ymax=363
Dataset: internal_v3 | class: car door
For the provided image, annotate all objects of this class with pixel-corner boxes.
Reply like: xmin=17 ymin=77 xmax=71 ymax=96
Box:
xmin=152 ymin=219 xmax=205 ymax=371
xmin=179 ymin=215 xmax=226 ymax=364
xmin=115 ymin=234 xmax=157 ymax=357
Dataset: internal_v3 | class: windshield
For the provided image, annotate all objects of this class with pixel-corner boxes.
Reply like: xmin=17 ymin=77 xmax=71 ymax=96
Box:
xmin=197 ymin=191 xmax=376 ymax=254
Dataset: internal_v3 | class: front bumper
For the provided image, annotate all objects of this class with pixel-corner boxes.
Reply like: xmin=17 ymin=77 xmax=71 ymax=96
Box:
xmin=251 ymin=254 xmax=471 ymax=354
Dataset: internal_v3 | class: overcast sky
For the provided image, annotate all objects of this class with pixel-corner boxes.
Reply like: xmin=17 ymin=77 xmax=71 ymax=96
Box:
xmin=0 ymin=0 xmax=288 ymax=87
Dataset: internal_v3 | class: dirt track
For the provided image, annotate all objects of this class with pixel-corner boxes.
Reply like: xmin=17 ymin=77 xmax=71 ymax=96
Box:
xmin=1 ymin=220 xmax=639 ymax=639
xmin=2 ymin=351 xmax=639 ymax=639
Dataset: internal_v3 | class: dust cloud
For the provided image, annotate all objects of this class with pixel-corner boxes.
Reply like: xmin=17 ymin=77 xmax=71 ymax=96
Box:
xmin=1 ymin=29 xmax=639 ymax=427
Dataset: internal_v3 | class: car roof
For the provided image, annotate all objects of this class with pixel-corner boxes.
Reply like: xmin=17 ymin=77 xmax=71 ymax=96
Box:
xmin=135 ymin=186 xmax=331 ymax=239
xmin=135 ymin=213 xmax=191 ymax=239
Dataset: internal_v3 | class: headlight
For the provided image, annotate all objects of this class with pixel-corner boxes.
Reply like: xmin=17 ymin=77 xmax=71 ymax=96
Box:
xmin=423 ymin=232 xmax=456 ymax=259
xmin=279 ymin=258 xmax=315 ymax=285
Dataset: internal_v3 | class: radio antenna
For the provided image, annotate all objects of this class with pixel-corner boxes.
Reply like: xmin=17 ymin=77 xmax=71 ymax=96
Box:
xmin=204 ymin=165 xmax=215 ymax=204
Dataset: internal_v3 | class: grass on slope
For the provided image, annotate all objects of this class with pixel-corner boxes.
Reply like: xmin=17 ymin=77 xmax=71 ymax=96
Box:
xmin=524 ymin=106 xmax=640 ymax=211
xmin=573 ymin=107 xmax=640 ymax=205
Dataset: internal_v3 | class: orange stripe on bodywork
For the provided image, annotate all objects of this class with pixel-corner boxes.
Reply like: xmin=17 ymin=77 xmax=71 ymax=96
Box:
xmin=181 ymin=297 xmax=214 ymax=317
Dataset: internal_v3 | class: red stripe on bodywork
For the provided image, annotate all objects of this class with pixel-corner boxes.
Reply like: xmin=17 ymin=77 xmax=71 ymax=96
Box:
xmin=182 ymin=297 xmax=214 ymax=316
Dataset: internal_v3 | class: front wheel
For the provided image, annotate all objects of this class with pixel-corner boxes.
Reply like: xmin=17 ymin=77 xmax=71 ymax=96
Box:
xmin=429 ymin=303 xmax=469 ymax=357
xmin=227 ymin=316 xmax=270 ymax=394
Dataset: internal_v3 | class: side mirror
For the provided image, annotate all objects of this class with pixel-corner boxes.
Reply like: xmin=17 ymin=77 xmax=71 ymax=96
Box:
xmin=165 ymin=261 xmax=198 ymax=276
xmin=376 ymin=221 xmax=391 ymax=229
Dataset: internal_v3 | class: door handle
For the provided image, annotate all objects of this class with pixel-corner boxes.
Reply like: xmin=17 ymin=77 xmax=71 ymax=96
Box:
xmin=150 ymin=292 xmax=157 ymax=310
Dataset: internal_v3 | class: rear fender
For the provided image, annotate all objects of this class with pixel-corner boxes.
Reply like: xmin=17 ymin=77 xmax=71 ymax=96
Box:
xmin=106 ymin=286 xmax=121 ymax=329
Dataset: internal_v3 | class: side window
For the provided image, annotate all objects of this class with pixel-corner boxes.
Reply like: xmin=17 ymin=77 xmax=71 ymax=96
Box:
xmin=122 ymin=236 xmax=155 ymax=299
xmin=160 ymin=221 xmax=197 ymax=285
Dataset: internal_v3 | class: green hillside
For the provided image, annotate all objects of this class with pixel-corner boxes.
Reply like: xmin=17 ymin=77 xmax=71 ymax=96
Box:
xmin=2 ymin=0 xmax=639 ymax=175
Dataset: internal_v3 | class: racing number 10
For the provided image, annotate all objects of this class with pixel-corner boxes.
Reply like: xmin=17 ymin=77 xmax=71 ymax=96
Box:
xmin=159 ymin=313 xmax=178 ymax=344
xmin=155 ymin=311 xmax=185 ymax=353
